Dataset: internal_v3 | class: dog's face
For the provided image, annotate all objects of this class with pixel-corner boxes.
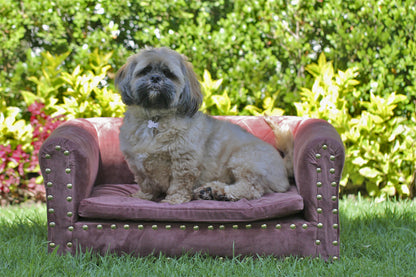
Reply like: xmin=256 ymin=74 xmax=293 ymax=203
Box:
xmin=115 ymin=47 xmax=203 ymax=116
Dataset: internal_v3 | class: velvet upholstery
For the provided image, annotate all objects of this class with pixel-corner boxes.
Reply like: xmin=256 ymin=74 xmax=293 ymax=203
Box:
xmin=39 ymin=116 xmax=345 ymax=260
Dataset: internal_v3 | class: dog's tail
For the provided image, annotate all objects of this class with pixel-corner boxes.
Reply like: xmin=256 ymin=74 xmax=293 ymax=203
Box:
xmin=264 ymin=115 xmax=294 ymax=178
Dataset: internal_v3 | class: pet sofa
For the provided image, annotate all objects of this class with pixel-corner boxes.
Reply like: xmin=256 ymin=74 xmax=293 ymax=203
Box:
xmin=39 ymin=115 xmax=345 ymax=260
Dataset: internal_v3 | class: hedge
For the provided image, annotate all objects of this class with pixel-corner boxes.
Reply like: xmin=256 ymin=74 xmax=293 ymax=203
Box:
xmin=1 ymin=0 xmax=415 ymax=203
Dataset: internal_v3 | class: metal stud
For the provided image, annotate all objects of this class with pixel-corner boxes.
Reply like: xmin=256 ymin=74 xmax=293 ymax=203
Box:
xmin=138 ymin=225 xmax=144 ymax=230
xmin=232 ymin=225 xmax=238 ymax=229
xmin=152 ymin=225 xmax=158 ymax=230
xmin=48 ymin=208 xmax=55 ymax=214
xmin=124 ymin=224 xmax=130 ymax=230
xmin=208 ymin=225 xmax=214 ymax=230
xmin=219 ymin=225 xmax=225 ymax=230
xmin=331 ymin=196 xmax=337 ymax=201
xmin=322 ymin=144 xmax=328 ymax=150
xmin=275 ymin=224 xmax=281 ymax=229
xmin=67 ymin=183 xmax=73 ymax=189
xmin=165 ymin=225 xmax=171 ymax=230
xmin=45 ymin=154 xmax=51 ymax=159
xmin=331 ymin=181 xmax=337 ymax=187
xmin=333 ymin=256 xmax=338 ymax=261
xmin=46 ymin=182 xmax=53 ymax=187
xmin=45 ymin=168 xmax=51 ymax=174
xmin=65 ymin=168 xmax=71 ymax=174
xmin=193 ymin=226 xmax=199 ymax=231
xmin=66 ymin=196 xmax=72 ymax=202
xmin=316 ymin=181 xmax=322 ymax=187
xmin=333 ymin=224 xmax=339 ymax=229
xmin=302 ymin=224 xmax=308 ymax=229
xmin=315 ymin=153 xmax=321 ymax=159
xmin=97 ymin=224 xmax=103 ymax=230
xmin=55 ymin=145 xmax=61 ymax=151
xmin=315 ymin=240 xmax=321 ymax=245
xmin=82 ymin=225 xmax=88 ymax=230
xmin=67 ymin=212 xmax=73 ymax=217
xmin=317 ymin=208 xmax=323 ymax=214
xmin=180 ymin=225 xmax=186 ymax=230
xmin=317 ymin=194 xmax=323 ymax=200
xmin=332 ymin=209 xmax=338 ymax=214
xmin=111 ymin=224 xmax=117 ymax=229
xmin=47 ymin=195 xmax=53 ymax=201
xmin=317 ymin=223 xmax=323 ymax=228
xmin=330 ymin=155 xmax=335 ymax=161
xmin=64 ymin=150 xmax=70 ymax=156
xmin=261 ymin=224 xmax=267 ymax=229
xmin=332 ymin=241 xmax=339 ymax=246
xmin=316 ymin=167 xmax=322 ymax=173
xmin=67 ymin=242 xmax=73 ymax=248
xmin=49 ymin=222 xmax=56 ymax=227
xmin=245 ymin=224 xmax=252 ymax=229
xmin=49 ymin=242 xmax=56 ymax=248
xmin=290 ymin=224 xmax=296 ymax=229
xmin=68 ymin=226 xmax=74 ymax=231
xmin=330 ymin=168 xmax=335 ymax=174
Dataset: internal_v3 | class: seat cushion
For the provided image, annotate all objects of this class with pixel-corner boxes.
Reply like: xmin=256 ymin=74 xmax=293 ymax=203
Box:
xmin=78 ymin=184 xmax=304 ymax=223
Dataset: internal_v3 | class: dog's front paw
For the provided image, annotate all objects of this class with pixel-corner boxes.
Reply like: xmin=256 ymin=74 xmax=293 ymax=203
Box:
xmin=131 ymin=190 xmax=154 ymax=201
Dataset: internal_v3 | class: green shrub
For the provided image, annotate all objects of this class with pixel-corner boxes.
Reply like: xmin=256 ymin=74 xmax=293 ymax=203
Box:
xmin=4 ymin=0 xmax=415 ymax=116
xmin=1 ymin=0 xmax=416 ymax=200
xmin=295 ymin=54 xmax=415 ymax=199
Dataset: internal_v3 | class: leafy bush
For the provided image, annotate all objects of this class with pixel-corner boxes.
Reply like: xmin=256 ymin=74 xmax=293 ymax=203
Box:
xmin=295 ymin=54 xmax=416 ymax=199
xmin=1 ymin=0 xmax=416 ymax=200
xmin=3 ymin=0 xmax=415 ymax=115
xmin=0 ymin=102 xmax=63 ymax=204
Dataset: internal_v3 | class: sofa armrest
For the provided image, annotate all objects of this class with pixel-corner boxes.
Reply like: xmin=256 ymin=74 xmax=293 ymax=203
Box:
xmin=39 ymin=119 xmax=100 ymax=237
xmin=292 ymin=118 xmax=345 ymax=222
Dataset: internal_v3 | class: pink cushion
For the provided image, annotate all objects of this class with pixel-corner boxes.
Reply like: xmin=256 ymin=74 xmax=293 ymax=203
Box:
xmin=78 ymin=184 xmax=304 ymax=223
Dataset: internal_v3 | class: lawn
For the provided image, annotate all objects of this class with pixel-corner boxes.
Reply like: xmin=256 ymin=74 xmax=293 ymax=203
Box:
xmin=1 ymin=197 xmax=415 ymax=276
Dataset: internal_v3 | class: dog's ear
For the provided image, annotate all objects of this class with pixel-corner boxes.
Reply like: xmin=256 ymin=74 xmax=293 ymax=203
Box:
xmin=115 ymin=58 xmax=137 ymax=105
xmin=177 ymin=60 xmax=203 ymax=116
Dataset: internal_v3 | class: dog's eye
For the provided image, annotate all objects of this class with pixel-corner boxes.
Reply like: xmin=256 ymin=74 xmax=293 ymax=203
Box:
xmin=162 ymin=68 xmax=176 ymax=79
xmin=137 ymin=66 xmax=152 ymax=77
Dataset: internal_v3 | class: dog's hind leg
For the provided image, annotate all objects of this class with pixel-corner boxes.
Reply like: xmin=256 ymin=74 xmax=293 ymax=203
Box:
xmin=193 ymin=178 xmax=266 ymax=201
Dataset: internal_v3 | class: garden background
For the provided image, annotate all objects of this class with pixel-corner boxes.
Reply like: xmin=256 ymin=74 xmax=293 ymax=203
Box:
xmin=1 ymin=0 xmax=415 ymax=205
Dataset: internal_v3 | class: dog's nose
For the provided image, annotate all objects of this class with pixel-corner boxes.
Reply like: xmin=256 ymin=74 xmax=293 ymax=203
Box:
xmin=150 ymin=75 xmax=162 ymax=83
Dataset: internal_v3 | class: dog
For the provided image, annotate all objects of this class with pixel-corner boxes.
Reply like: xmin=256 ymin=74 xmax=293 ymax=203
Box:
xmin=115 ymin=47 xmax=293 ymax=204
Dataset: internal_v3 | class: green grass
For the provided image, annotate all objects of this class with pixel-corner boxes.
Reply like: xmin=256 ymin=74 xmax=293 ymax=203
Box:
xmin=1 ymin=198 xmax=415 ymax=276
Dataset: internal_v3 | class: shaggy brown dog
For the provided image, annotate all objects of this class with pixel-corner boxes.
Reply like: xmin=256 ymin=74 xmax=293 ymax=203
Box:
xmin=115 ymin=47 xmax=292 ymax=204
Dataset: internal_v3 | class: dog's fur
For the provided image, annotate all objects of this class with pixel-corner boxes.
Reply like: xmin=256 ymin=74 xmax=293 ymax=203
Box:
xmin=115 ymin=47 xmax=292 ymax=204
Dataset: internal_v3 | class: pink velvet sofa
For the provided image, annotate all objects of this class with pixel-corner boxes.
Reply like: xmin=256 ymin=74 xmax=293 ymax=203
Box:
xmin=39 ymin=116 xmax=345 ymax=260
